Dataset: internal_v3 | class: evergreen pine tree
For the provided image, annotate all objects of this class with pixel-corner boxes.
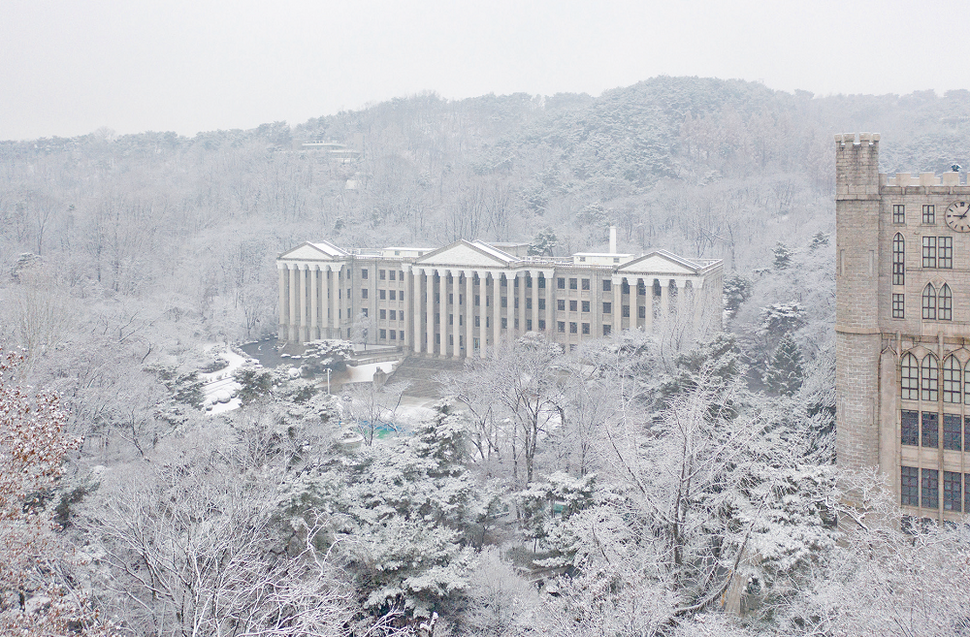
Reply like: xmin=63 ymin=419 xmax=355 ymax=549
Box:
xmin=764 ymin=333 xmax=804 ymax=396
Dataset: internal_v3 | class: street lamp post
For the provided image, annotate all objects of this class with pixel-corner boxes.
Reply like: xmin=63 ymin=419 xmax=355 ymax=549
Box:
xmin=327 ymin=367 xmax=332 ymax=395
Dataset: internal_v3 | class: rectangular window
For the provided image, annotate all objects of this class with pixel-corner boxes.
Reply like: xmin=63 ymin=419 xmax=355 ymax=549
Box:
xmin=449 ymin=314 xmax=453 ymax=325
xmin=922 ymin=236 xmax=937 ymax=268
xmin=379 ymin=269 xmax=386 ymax=280
xmin=379 ymin=329 xmax=387 ymax=339
xmin=603 ymin=324 xmax=611 ymax=336
xmin=622 ymin=281 xmax=630 ymax=294
xmin=449 ymin=293 xmax=453 ymax=305
xmin=944 ymin=414 xmax=962 ymax=451
xmin=526 ymin=298 xmax=532 ymax=310
xmin=603 ymin=279 xmax=612 ymax=291
xmin=380 ymin=310 xmax=388 ymax=320
xmin=570 ymin=300 xmax=578 ymax=312
xmin=921 ymin=412 xmax=939 ymax=449
xmin=944 ymin=471 xmax=962 ymax=512
xmin=569 ymin=278 xmax=578 ymax=290
xmin=582 ymin=322 xmax=590 ymax=334
xmin=893 ymin=204 xmax=905 ymax=224
xmin=922 ymin=468 xmax=939 ymax=509
xmin=557 ymin=299 xmax=566 ymax=311
xmin=390 ymin=330 xmax=397 ymax=339
xmin=901 ymin=410 xmax=919 ymax=446
xmin=513 ymin=318 xmax=519 ymax=330
xmin=379 ymin=289 xmax=386 ymax=300
xmin=581 ymin=301 xmax=590 ymax=313
xmin=399 ymin=271 xmax=404 ymax=280
xmin=539 ymin=298 xmax=546 ymax=310
xmin=361 ymin=268 xmax=369 ymax=279
xmin=501 ymin=278 xmax=507 ymax=287
xmin=475 ymin=295 xmax=480 ymax=306
xmin=638 ymin=282 xmax=647 ymax=296
xmin=538 ymin=319 xmax=545 ymax=330
xmin=362 ymin=288 xmax=369 ymax=299
xmin=390 ymin=290 xmax=396 ymax=300
xmin=892 ymin=293 xmax=904 ymax=318
xmin=501 ymin=296 xmax=507 ymax=308
xmin=922 ymin=204 xmax=935 ymax=224
xmin=581 ymin=278 xmax=590 ymax=290
xmin=603 ymin=302 xmax=612 ymax=314
xmin=557 ymin=277 xmax=565 ymax=289
xmin=557 ymin=321 xmax=565 ymax=333
xmin=501 ymin=318 xmax=508 ymax=329
xmin=389 ymin=270 xmax=396 ymax=281
xmin=538 ymin=277 xmax=546 ymax=288
xmin=569 ymin=322 xmax=577 ymax=334
xmin=638 ymin=305 xmax=646 ymax=319
xmin=622 ymin=305 xmax=630 ymax=318
xmin=389 ymin=310 xmax=396 ymax=320
xmin=474 ymin=316 xmax=480 ymax=328
xmin=362 ymin=308 xmax=368 ymax=318
xmin=938 ymin=236 xmax=953 ymax=269
xmin=400 ymin=330 xmax=404 ymax=341
xmin=526 ymin=277 xmax=532 ymax=288
xmin=901 ymin=466 xmax=919 ymax=507
xmin=526 ymin=319 xmax=532 ymax=331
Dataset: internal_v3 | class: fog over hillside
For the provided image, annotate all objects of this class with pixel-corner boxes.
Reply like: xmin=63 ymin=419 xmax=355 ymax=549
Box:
xmin=2 ymin=77 xmax=969 ymax=635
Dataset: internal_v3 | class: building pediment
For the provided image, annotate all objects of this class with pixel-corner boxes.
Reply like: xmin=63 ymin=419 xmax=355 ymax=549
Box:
xmin=414 ymin=240 xmax=515 ymax=269
xmin=618 ymin=250 xmax=700 ymax=275
xmin=279 ymin=240 xmax=349 ymax=262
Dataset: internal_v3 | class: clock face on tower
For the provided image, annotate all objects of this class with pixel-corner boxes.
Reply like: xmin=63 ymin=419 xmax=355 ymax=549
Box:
xmin=945 ymin=201 xmax=970 ymax=232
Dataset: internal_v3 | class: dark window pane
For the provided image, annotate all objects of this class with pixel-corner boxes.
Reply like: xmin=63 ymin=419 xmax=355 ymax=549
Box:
xmin=921 ymin=412 xmax=939 ymax=448
xmin=922 ymin=468 xmax=939 ymax=509
xmin=943 ymin=471 xmax=962 ymax=512
xmin=901 ymin=466 xmax=919 ymax=507
xmin=943 ymin=414 xmax=962 ymax=451
xmin=901 ymin=410 xmax=919 ymax=446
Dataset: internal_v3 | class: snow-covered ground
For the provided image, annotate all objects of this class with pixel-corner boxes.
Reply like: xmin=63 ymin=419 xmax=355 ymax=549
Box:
xmin=345 ymin=361 xmax=397 ymax=383
xmin=200 ymin=345 xmax=248 ymax=414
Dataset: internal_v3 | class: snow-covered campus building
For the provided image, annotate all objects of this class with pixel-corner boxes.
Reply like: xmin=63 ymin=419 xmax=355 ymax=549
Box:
xmin=277 ymin=229 xmax=723 ymax=356
xmin=836 ymin=133 xmax=970 ymax=522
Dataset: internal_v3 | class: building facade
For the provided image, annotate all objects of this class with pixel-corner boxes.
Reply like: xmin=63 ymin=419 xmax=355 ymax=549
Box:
xmin=836 ymin=132 xmax=970 ymax=521
xmin=276 ymin=231 xmax=722 ymax=356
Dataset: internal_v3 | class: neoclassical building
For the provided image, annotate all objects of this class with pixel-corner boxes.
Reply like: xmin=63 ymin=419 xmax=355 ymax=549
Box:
xmin=277 ymin=229 xmax=722 ymax=356
xmin=836 ymin=133 xmax=970 ymax=522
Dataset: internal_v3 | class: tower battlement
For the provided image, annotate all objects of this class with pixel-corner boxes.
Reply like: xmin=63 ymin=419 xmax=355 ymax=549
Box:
xmin=836 ymin=133 xmax=880 ymax=198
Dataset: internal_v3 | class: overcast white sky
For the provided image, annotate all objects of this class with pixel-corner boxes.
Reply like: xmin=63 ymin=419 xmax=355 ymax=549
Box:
xmin=2 ymin=0 xmax=968 ymax=141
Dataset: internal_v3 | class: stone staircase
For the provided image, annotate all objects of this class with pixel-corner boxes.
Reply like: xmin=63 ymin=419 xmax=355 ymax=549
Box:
xmin=389 ymin=356 xmax=467 ymax=398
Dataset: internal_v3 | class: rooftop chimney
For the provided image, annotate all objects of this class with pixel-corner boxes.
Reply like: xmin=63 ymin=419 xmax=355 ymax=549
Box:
xmin=609 ymin=226 xmax=617 ymax=254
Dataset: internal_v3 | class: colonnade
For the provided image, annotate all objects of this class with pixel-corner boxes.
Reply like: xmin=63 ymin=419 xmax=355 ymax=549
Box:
xmin=278 ymin=262 xmax=349 ymax=342
xmin=278 ymin=261 xmax=705 ymax=356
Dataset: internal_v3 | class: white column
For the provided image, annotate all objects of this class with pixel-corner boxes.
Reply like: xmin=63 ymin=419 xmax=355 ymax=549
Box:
xmin=507 ymin=272 xmax=517 ymax=343
xmin=330 ymin=264 xmax=340 ymax=338
xmin=645 ymin=278 xmax=653 ymax=332
xmin=426 ymin=268 xmax=435 ymax=356
xmin=412 ymin=267 xmax=423 ymax=354
xmin=438 ymin=269 xmax=448 ymax=357
xmin=278 ymin=265 xmax=287 ymax=339
xmin=531 ymin=271 xmax=539 ymax=333
xmin=310 ymin=266 xmax=318 ymax=341
xmin=403 ymin=265 xmax=412 ymax=350
xmin=465 ymin=270 xmax=474 ymax=358
xmin=288 ymin=265 xmax=299 ymax=341
xmin=450 ymin=270 xmax=460 ymax=358
xmin=492 ymin=272 xmax=501 ymax=355
xmin=478 ymin=271 xmax=487 ymax=358
xmin=660 ymin=279 xmax=669 ymax=324
xmin=613 ymin=275 xmax=622 ymax=333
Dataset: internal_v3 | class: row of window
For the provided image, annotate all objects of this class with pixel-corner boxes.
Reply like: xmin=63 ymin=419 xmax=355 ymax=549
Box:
xmin=892 ymin=234 xmax=953 ymax=287
xmin=891 ymin=283 xmax=953 ymax=320
xmin=899 ymin=352 xmax=970 ymax=403
xmin=377 ymin=329 xmax=405 ymax=340
xmin=900 ymin=410 xmax=969 ymax=451
xmin=900 ymin=466 xmax=970 ymax=512
xmin=892 ymin=204 xmax=937 ymax=225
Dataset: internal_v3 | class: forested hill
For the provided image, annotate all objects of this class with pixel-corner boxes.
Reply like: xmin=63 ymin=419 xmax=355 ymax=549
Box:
xmin=2 ymin=77 xmax=970 ymax=349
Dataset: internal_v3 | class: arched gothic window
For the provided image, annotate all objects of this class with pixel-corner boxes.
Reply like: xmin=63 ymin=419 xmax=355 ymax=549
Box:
xmin=939 ymin=283 xmax=953 ymax=321
xmin=922 ymin=283 xmax=937 ymax=320
xmin=892 ymin=234 xmax=905 ymax=285
xmin=921 ymin=353 xmax=939 ymax=402
xmin=943 ymin=355 xmax=961 ymax=403
xmin=901 ymin=352 xmax=919 ymax=401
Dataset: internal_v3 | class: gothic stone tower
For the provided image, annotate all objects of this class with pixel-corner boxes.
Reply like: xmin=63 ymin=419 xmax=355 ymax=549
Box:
xmin=836 ymin=132 xmax=970 ymax=522
xmin=835 ymin=133 xmax=883 ymax=477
